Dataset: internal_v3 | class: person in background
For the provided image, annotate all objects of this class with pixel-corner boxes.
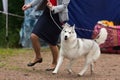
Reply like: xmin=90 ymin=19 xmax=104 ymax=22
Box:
xmin=20 ymin=0 xmax=43 ymax=48
xmin=22 ymin=0 xmax=70 ymax=71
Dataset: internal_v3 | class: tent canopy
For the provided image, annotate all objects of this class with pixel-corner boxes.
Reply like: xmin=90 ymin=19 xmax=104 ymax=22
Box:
xmin=68 ymin=0 xmax=120 ymax=39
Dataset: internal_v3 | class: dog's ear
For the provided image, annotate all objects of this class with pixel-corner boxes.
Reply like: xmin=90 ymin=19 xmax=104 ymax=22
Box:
xmin=62 ymin=23 xmax=71 ymax=29
xmin=72 ymin=24 xmax=75 ymax=30
xmin=71 ymin=24 xmax=75 ymax=32
xmin=62 ymin=23 xmax=68 ymax=28
xmin=65 ymin=23 xmax=70 ymax=26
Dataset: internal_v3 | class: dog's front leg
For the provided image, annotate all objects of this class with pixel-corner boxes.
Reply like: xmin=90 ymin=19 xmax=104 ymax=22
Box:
xmin=78 ymin=62 xmax=89 ymax=76
xmin=67 ymin=59 xmax=74 ymax=74
xmin=52 ymin=55 xmax=64 ymax=74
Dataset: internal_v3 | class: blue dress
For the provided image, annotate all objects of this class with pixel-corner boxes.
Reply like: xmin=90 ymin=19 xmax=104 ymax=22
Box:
xmin=19 ymin=0 xmax=43 ymax=48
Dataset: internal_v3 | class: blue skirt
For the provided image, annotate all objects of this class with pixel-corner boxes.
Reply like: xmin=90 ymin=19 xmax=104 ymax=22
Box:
xmin=32 ymin=7 xmax=62 ymax=45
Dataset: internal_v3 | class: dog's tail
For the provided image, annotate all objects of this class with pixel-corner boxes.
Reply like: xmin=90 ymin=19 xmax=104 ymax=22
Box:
xmin=94 ymin=28 xmax=108 ymax=45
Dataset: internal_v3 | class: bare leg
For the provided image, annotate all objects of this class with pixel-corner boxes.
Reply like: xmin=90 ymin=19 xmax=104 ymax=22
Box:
xmin=49 ymin=44 xmax=59 ymax=68
xmin=30 ymin=33 xmax=42 ymax=63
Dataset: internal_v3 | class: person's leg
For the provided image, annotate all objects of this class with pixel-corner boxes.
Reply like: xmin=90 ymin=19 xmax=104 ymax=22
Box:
xmin=46 ymin=44 xmax=59 ymax=70
xmin=27 ymin=33 xmax=42 ymax=66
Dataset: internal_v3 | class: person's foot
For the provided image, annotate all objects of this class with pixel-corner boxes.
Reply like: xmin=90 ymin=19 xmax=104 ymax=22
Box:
xmin=27 ymin=58 xmax=42 ymax=67
xmin=46 ymin=64 xmax=56 ymax=71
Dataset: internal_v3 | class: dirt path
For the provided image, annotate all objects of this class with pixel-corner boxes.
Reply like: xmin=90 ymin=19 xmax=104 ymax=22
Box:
xmin=0 ymin=49 xmax=120 ymax=80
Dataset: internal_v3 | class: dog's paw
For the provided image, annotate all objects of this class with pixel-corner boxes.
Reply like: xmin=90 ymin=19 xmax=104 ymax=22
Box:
xmin=77 ymin=73 xmax=83 ymax=77
xmin=67 ymin=69 xmax=73 ymax=74
xmin=52 ymin=71 xmax=57 ymax=75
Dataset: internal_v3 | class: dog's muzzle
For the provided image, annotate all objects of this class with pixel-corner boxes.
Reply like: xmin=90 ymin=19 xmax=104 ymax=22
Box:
xmin=64 ymin=36 xmax=68 ymax=40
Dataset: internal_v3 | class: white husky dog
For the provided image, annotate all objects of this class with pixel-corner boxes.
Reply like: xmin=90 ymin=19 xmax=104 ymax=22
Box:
xmin=52 ymin=23 xmax=108 ymax=76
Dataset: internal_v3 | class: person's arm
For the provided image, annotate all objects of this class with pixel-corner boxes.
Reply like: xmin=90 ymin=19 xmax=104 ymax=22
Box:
xmin=48 ymin=0 xmax=70 ymax=13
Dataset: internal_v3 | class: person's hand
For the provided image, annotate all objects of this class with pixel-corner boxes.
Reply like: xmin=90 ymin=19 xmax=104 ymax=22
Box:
xmin=47 ymin=0 xmax=53 ymax=10
xmin=22 ymin=4 xmax=32 ymax=11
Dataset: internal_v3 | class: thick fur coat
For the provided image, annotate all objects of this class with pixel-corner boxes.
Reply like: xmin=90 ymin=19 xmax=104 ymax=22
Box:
xmin=53 ymin=23 xmax=108 ymax=76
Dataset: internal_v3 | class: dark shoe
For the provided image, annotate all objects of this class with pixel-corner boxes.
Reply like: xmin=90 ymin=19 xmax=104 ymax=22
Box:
xmin=27 ymin=58 xmax=42 ymax=67
xmin=46 ymin=67 xmax=55 ymax=71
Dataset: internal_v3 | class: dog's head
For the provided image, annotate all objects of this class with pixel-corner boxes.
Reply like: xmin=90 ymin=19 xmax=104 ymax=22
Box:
xmin=61 ymin=23 xmax=76 ymax=41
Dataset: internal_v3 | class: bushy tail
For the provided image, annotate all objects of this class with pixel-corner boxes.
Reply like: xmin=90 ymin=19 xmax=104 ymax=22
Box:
xmin=95 ymin=28 xmax=108 ymax=45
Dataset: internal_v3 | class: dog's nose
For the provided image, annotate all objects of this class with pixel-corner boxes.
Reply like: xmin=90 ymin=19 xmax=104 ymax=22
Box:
xmin=64 ymin=36 xmax=68 ymax=40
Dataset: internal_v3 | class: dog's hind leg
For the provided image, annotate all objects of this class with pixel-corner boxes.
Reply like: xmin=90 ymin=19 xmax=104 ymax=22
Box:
xmin=66 ymin=59 xmax=74 ymax=74
xmin=90 ymin=62 xmax=94 ymax=75
xmin=78 ymin=53 xmax=94 ymax=76
xmin=78 ymin=60 xmax=90 ymax=76
xmin=52 ymin=55 xmax=64 ymax=74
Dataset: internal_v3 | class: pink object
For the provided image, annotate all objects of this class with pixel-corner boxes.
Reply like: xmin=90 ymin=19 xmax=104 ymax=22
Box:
xmin=92 ymin=24 xmax=120 ymax=53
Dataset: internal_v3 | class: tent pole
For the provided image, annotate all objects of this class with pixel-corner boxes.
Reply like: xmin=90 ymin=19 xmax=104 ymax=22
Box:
xmin=6 ymin=13 xmax=9 ymax=48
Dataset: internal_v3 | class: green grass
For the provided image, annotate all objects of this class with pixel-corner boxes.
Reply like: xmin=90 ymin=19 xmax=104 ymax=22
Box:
xmin=0 ymin=48 xmax=50 ymax=59
xmin=0 ymin=62 xmax=6 ymax=68
xmin=0 ymin=48 xmax=30 ymax=59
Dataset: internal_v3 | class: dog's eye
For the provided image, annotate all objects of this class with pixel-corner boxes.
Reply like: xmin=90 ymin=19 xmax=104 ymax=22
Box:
xmin=63 ymin=29 xmax=66 ymax=32
xmin=69 ymin=32 xmax=71 ymax=34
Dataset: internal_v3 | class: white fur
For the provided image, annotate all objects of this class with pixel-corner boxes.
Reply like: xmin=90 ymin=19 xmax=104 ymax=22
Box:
xmin=52 ymin=24 xmax=108 ymax=76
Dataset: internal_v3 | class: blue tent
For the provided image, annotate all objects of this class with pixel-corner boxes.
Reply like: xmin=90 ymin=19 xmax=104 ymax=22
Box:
xmin=68 ymin=0 xmax=120 ymax=39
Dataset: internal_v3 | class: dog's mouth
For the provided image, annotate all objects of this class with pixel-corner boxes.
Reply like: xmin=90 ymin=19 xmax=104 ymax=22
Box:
xmin=64 ymin=36 xmax=68 ymax=40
